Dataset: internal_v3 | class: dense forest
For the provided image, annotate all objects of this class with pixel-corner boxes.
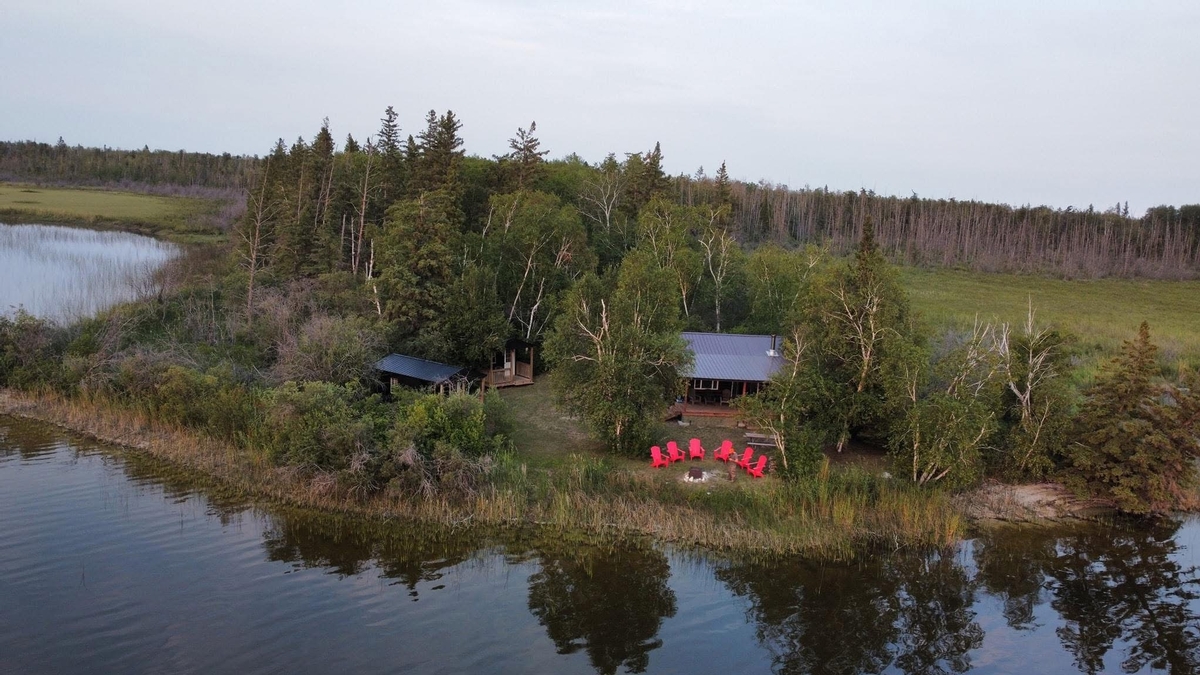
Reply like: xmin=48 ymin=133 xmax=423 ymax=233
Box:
xmin=4 ymin=118 xmax=1198 ymax=278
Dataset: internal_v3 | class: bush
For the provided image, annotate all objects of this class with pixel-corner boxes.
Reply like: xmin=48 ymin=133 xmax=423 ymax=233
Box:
xmin=261 ymin=381 xmax=387 ymax=470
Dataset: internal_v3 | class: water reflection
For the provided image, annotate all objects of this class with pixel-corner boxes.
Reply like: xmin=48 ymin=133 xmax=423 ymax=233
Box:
xmin=975 ymin=523 xmax=1200 ymax=674
xmin=3 ymin=414 xmax=1200 ymax=675
xmin=526 ymin=540 xmax=677 ymax=674
xmin=717 ymin=551 xmax=983 ymax=675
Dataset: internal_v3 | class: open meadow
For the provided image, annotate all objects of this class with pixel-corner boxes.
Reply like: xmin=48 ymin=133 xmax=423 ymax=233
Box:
xmin=902 ymin=267 xmax=1200 ymax=378
xmin=0 ymin=183 xmax=229 ymax=243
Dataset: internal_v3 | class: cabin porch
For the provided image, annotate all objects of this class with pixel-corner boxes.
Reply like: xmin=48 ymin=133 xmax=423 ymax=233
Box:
xmin=485 ymin=344 xmax=535 ymax=388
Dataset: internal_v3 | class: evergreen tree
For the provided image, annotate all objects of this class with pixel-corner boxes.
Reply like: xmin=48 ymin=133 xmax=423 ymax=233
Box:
xmin=714 ymin=160 xmax=732 ymax=207
xmin=374 ymin=191 xmax=459 ymax=353
xmin=503 ymin=121 xmax=549 ymax=190
xmin=378 ymin=105 xmax=404 ymax=203
xmin=1069 ymin=322 xmax=1200 ymax=513
xmin=344 ymin=133 xmax=360 ymax=154
xmin=413 ymin=110 xmax=464 ymax=196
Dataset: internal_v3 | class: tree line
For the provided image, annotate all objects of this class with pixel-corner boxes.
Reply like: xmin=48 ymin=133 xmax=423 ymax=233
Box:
xmin=0 ymin=139 xmax=258 ymax=190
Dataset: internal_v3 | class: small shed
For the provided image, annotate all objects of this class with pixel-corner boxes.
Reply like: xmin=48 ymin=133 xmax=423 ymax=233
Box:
xmin=677 ymin=332 xmax=785 ymax=417
xmin=375 ymin=353 xmax=466 ymax=394
xmin=484 ymin=338 xmax=535 ymax=388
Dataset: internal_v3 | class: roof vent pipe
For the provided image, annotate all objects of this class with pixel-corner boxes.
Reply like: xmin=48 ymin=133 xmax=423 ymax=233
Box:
xmin=766 ymin=334 xmax=780 ymax=358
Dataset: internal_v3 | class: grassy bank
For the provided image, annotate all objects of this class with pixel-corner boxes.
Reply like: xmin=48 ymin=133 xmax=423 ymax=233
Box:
xmin=0 ymin=183 xmax=231 ymax=244
xmin=0 ymin=388 xmax=962 ymax=559
xmin=902 ymin=268 xmax=1200 ymax=378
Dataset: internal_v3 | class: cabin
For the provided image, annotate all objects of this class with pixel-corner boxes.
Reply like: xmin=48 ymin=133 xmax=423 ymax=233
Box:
xmin=375 ymin=353 xmax=467 ymax=395
xmin=483 ymin=338 xmax=535 ymax=388
xmin=675 ymin=332 xmax=785 ymax=418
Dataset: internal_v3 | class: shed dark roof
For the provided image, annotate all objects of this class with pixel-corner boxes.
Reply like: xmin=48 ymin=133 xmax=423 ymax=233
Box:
xmin=375 ymin=353 xmax=465 ymax=384
xmin=681 ymin=332 xmax=784 ymax=382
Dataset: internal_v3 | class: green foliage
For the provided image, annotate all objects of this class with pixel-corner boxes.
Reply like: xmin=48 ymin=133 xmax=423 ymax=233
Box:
xmin=375 ymin=191 xmax=459 ymax=349
xmin=269 ymin=313 xmax=387 ymax=384
xmin=261 ymin=381 xmax=387 ymax=469
xmin=0 ymin=311 xmax=65 ymax=389
xmin=736 ymin=328 xmax=837 ymax=477
xmin=395 ymin=392 xmax=508 ymax=458
xmin=741 ymin=244 xmax=825 ymax=334
xmin=1068 ymin=323 xmax=1200 ymax=513
xmin=994 ymin=326 xmax=1076 ymax=479
xmin=545 ymin=252 xmax=691 ymax=456
xmin=888 ymin=325 xmax=1003 ymax=488
xmin=813 ymin=219 xmax=923 ymax=450
xmin=151 ymin=364 xmax=261 ymax=444
xmin=475 ymin=189 xmax=594 ymax=343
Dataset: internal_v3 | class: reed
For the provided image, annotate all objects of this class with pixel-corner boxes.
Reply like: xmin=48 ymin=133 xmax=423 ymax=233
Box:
xmin=0 ymin=388 xmax=961 ymax=559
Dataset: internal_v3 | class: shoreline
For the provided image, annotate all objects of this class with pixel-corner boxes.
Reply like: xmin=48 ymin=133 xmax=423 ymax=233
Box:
xmin=1 ymin=388 xmax=973 ymax=558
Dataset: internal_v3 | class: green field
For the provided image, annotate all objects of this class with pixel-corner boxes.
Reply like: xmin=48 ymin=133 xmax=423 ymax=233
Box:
xmin=0 ymin=184 xmax=226 ymax=243
xmin=902 ymin=268 xmax=1200 ymax=377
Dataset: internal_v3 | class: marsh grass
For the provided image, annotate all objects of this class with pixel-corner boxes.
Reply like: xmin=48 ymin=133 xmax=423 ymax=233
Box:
xmin=0 ymin=183 xmax=229 ymax=244
xmin=0 ymin=389 xmax=961 ymax=558
xmin=902 ymin=268 xmax=1200 ymax=379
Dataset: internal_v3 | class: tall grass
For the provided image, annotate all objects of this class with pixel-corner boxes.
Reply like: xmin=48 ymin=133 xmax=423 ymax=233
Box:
xmin=0 ymin=183 xmax=231 ymax=243
xmin=0 ymin=389 xmax=961 ymax=559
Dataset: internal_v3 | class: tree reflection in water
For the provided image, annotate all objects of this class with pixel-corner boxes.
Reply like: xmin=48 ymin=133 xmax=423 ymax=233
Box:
xmin=260 ymin=512 xmax=484 ymax=597
xmin=720 ymin=519 xmax=1199 ymax=675
xmin=975 ymin=520 xmax=1200 ymax=674
xmin=716 ymin=551 xmax=981 ymax=675
xmin=525 ymin=539 xmax=677 ymax=675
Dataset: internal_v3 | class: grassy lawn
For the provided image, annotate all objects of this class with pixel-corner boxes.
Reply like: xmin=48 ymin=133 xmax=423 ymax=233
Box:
xmin=901 ymin=267 xmax=1200 ymax=377
xmin=0 ymin=183 xmax=227 ymax=243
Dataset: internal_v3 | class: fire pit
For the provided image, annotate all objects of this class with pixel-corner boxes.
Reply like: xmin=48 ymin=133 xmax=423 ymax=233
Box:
xmin=682 ymin=467 xmax=719 ymax=483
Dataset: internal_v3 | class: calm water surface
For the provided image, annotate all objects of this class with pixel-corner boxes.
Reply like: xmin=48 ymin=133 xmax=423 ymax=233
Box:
xmin=1 ymin=417 xmax=1198 ymax=674
xmin=0 ymin=223 xmax=175 ymax=322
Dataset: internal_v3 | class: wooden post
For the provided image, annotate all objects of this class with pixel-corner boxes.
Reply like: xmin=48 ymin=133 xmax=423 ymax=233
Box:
xmin=742 ymin=381 xmax=747 ymax=396
xmin=529 ymin=346 xmax=535 ymax=383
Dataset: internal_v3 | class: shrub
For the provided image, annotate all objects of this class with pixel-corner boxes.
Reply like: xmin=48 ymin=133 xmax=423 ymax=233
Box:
xmin=261 ymin=381 xmax=386 ymax=470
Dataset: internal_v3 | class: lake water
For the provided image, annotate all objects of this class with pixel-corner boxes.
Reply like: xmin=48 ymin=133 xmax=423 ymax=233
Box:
xmin=1 ymin=416 xmax=1198 ymax=674
xmin=0 ymin=223 xmax=176 ymax=322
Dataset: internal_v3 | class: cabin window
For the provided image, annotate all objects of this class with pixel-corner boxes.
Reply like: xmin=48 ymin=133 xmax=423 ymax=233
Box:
xmin=693 ymin=379 xmax=719 ymax=391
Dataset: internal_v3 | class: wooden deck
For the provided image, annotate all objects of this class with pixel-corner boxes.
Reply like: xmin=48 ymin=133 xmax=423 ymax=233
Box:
xmin=484 ymin=362 xmax=534 ymax=388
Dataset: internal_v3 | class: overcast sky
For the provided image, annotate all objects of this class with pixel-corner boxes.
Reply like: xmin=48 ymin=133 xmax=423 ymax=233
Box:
xmin=4 ymin=0 xmax=1197 ymax=212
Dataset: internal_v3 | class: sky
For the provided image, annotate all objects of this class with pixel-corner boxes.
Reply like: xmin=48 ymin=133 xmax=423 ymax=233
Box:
xmin=4 ymin=0 xmax=1198 ymax=213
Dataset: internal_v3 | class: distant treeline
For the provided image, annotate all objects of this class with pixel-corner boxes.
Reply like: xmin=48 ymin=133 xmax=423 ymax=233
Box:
xmin=679 ymin=180 xmax=1200 ymax=278
xmin=0 ymin=139 xmax=259 ymax=190
xmin=4 ymin=126 xmax=1198 ymax=278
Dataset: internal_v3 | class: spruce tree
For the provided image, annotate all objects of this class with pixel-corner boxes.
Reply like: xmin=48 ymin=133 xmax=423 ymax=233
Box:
xmin=378 ymin=105 xmax=404 ymax=203
xmin=503 ymin=121 xmax=549 ymax=190
xmin=1069 ymin=322 xmax=1198 ymax=513
xmin=714 ymin=160 xmax=732 ymax=207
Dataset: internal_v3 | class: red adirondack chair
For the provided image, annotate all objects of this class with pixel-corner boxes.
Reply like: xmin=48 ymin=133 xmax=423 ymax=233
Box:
xmin=666 ymin=440 xmax=685 ymax=463
xmin=688 ymin=438 xmax=705 ymax=460
xmin=734 ymin=448 xmax=754 ymax=469
xmin=746 ymin=455 xmax=769 ymax=478
xmin=650 ymin=446 xmax=670 ymax=468
xmin=714 ymin=439 xmax=734 ymax=462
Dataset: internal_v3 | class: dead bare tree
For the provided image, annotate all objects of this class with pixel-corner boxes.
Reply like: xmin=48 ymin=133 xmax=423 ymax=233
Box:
xmin=698 ymin=224 xmax=736 ymax=332
xmin=237 ymin=158 xmax=276 ymax=320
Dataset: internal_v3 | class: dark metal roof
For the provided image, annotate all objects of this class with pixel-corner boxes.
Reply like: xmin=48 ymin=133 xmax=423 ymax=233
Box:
xmin=681 ymin=332 xmax=784 ymax=382
xmin=375 ymin=353 xmax=465 ymax=384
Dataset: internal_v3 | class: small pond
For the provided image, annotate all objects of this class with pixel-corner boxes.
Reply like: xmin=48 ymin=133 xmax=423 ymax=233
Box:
xmin=0 ymin=222 xmax=176 ymax=322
